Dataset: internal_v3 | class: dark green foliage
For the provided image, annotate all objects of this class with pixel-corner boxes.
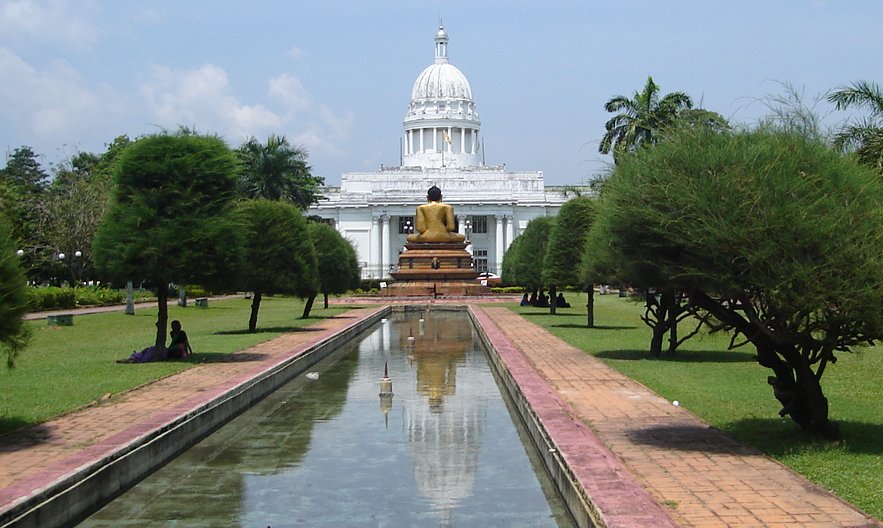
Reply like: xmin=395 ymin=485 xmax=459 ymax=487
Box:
xmin=500 ymin=234 xmax=523 ymax=286
xmin=238 ymin=199 xmax=318 ymax=332
xmin=236 ymin=135 xmax=324 ymax=209
xmin=301 ymin=222 xmax=359 ymax=317
xmin=93 ymin=132 xmax=244 ymax=349
xmin=0 ymin=146 xmax=49 ymax=280
xmin=502 ymin=217 xmax=554 ymax=291
xmin=309 ymin=222 xmax=359 ymax=295
xmin=543 ymin=197 xmax=596 ymax=288
xmin=238 ymin=199 xmax=317 ymax=296
xmin=598 ymin=127 xmax=883 ymax=436
xmin=0 ymin=215 xmax=30 ymax=366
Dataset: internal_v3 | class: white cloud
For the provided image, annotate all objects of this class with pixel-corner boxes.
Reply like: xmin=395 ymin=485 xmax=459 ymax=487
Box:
xmin=0 ymin=0 xmax=100 ymax=50
xmin=267 ymin=73 xmax=354 ymax=155
xmin=0 ymin=47 xmax=113 ymax=142
xmin=288 ymin=46 xmax=306 ymax=59
xmin=139 ymin=63 xmax=283 ymax=141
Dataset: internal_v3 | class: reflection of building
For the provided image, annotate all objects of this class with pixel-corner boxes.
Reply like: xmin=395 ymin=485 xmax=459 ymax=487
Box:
xmin=399 ymin=313 xmax=487 ymax=518
xmin=308 ymin=25 xmax=569 ymax=278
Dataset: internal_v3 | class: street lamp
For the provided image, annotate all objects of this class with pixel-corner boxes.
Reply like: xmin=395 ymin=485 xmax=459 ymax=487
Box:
xmin=15 ymin=249 xmax=24 ymax=257
xmin=464 ymin=219 xmax=473 ymax=242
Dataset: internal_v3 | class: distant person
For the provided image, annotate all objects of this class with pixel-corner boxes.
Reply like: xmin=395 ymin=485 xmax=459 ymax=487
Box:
xmin=520 ymin=293 xmax=530 ymax=306
xmin=556 ymin=293 xmax=571 ymax=308
xmin=165 ymin=320 xmax=192 ymax=359
xmin=528 ymin=292 xmax=538 ymax=306
xmin=537 ymin=293 xmax=549 ymax=308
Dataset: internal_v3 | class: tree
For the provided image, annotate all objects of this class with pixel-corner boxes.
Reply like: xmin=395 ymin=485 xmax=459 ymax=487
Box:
xmin=0 ymin=214 xmax=30 ymax=367
xmin=828 ymin=80 xmax=883 ymax=174
xmin=94 ymin=132 xmax=244 ymax=352
xmin=599 ymin=76 xmax=693 ymax=162
xmin=503 ymin=217 xmax=554 ymax=294
xmin=542 ymin=197 xmax=596 ymax=315
xmin=35 ymin=139 xmax=130 ymax=285
xmin=500 ymin=234 xmax=524 ymax=286
xmin=236 ymin=135 xmax=324 ymax=209
xmin=599 ymin=127 xmax=883 ymax=437
xmin=0 ymin=146 xmax=49 ymax=279
xmin=301 ymin=222 xmax=359 ymax=318
xmin=237 ymin=200 xmax=318 ymax=332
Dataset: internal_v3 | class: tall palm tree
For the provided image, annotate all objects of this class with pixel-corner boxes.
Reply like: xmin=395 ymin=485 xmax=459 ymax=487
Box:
xmin=236 ymin=135 xmax=324 ymax=209
xmin=599 ymin=76 xmax=693 ymax=162
xmin=828 ymin=80 xmax=883 ymax=174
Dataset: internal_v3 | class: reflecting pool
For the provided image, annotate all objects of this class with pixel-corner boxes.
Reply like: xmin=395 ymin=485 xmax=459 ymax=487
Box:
xmin=80 ymin=309 xmax=574 ymax=527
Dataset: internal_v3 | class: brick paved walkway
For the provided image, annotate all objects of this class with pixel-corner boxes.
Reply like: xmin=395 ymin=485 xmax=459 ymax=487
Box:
xmin=474 ymin=306 xmax=879 ymax=528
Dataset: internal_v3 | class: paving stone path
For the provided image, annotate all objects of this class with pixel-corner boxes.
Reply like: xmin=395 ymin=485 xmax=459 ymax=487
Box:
xmin=474 ymin=306 xmax=879 ymax=528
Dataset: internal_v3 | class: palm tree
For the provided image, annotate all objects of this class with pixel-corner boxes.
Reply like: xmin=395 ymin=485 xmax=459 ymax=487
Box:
xmin=236 ymin=135 xmax=324 ymax=209
xmin=828 ymin=80 xmax=883 ymax=174
xmin=599 ymin=76 xmax=693 ymax=162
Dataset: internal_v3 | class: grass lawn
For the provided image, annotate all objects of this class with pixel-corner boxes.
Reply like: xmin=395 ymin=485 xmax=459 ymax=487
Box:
xmin=508 ymin=292 xmax=882 ymax=521
xmin=0 ymin=296 xmax=354 ymax=435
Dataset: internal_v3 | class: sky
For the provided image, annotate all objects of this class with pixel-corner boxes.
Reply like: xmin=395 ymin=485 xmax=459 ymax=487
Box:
xmin=1 ymin=0 xmax=881 ymax=186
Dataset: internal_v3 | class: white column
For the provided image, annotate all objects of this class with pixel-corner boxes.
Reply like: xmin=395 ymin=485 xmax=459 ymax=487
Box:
xmin=457 ymin=215 xmax=467 ymax=237
xmin=381 ymin=214 xmax=391 ymax=278
xmin=433 ymin=127 xmax=437 ymax=152
xmin=420 ymin=128 xmax=424 ymax=152
xmin=495 ymin=214 xmax=504 ymax=272
xmin=505 ymin=214 xmax=515 ymax=251
xmin=370 ymin=215 xmax=381 ymax=279
xmin=460 ymin=127 xmax=465 ymax=154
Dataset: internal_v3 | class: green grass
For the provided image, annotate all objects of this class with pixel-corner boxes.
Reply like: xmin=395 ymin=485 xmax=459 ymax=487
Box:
xmin=507 ymin=293 xmax=882 ymax=521
xmin=0 ymin=296 xmax=354 ymax=435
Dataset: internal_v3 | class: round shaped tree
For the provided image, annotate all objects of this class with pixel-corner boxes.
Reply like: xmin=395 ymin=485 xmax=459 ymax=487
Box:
xmin=94 ymin=132 xmax=244 ymax=351
xmin=600 ymin=128 xmax=883 ymax=436
xmin=237 ymin=199 xmax=318 ymax=332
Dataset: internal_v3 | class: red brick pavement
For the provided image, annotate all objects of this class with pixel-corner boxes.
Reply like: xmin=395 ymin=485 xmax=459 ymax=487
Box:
xmin=474 ymin=306 xmax=880 ymax=528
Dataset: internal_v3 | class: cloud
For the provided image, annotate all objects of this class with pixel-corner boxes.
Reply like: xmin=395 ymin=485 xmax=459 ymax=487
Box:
xmin=0 ymin=47 xmax=116 ymax=145
xmin=288 ymin=46 xmax=306 ymax=60
xmin=139 ymin=63 xmax=284 ymax=141
xmin=267 ymin=73 xmax=354 ymax=155
xmin=0 ymin=0 xmax=100 ymax=50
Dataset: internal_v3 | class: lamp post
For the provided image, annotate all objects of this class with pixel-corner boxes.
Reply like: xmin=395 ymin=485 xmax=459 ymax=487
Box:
xmin=464 ymin=219 xmax=473 ymax=242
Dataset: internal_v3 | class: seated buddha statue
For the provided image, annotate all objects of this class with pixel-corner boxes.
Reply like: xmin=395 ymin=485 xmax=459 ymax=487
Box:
xmin=406 ymin=186 xmax=466 ymax=243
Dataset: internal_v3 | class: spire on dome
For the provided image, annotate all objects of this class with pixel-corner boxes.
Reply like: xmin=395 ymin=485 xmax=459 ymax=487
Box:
xmin=435 ymin=22 xmax=448 ymax=63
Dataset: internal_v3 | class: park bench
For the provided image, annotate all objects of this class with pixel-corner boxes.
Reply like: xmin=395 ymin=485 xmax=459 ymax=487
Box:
xmin=47 ymin=314 xmax=74 ymax=326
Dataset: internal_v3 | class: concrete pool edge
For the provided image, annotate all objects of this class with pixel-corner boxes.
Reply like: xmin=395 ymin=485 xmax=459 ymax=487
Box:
xmin=468 ymin=306 xmax=679 ymax=528
xmin=0 ymin=306 xmax=390 ymax=528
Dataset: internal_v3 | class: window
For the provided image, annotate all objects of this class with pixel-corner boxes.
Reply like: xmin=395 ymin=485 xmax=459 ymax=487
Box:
xmin=469 ymin=215 xmax=488 ymax=234
xmin=316 ymin=217 xmax=335 ymax=227
xmin=398 ymin=216 xmax=415 ymax=234
xmin=473 ymin=249 xmax=488 ymax=273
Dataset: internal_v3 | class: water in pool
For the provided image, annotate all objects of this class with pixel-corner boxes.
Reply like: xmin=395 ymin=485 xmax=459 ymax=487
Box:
xmin=80 ymin=309 xmax=575 ymax=527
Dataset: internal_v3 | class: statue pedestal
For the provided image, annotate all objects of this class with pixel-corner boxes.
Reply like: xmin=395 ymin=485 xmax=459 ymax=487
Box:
xmin=385 ymin=242 xmax=491 ymax=297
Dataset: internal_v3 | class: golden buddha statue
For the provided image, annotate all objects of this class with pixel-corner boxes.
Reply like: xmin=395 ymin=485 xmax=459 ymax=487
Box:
xmin=406 ymin=186 xmax=466 ymax=243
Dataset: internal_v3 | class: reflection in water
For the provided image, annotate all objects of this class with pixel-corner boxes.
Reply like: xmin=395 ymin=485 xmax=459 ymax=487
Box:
xmin=81 ymin=310 xmax=573 ymax=528
xmin=402 ymin=312 xmax=483 ymax=522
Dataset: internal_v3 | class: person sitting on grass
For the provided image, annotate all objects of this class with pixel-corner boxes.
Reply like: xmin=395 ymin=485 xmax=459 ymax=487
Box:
xmin=118 ymin=320 xmax=192 ymax=363
xmin=165 ymin=320 xmax=192 ymax=359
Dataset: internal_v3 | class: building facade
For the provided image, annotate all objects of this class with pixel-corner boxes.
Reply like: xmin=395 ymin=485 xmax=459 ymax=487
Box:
xmin=308 ymin=25 xmax=569 ymax=279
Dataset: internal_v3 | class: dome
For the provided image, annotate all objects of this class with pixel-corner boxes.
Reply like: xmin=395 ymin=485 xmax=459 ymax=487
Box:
xmin=411 ymin=62 xmax=473 ymax=101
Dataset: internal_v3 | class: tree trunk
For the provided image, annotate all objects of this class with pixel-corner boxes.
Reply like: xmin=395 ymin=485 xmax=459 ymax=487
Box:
xmin=301 ymin=293 xmax=316 ymax=319
xmin=248 ymin=290 xmax=263 ymax=333
xmin=323 ymin=292 xmax=329 ymax=309
xmin=690 ymin=290 xmax=838 ymax=438
xmin=155 ymin=282 xmax=169 ymax=354
xmin=549 ymin=284 xmax=557 ymax=315
xmin=586 ymin=286 xmax=594 ymax=328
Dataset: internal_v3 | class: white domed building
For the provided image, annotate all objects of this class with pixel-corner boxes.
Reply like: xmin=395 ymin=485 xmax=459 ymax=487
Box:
xmin=308 ymin=25 xmax=570 ymax=279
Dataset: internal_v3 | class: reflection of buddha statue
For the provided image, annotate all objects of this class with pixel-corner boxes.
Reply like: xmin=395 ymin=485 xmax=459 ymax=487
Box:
xmin=407 ymin=186 xmax=466 ymax=243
